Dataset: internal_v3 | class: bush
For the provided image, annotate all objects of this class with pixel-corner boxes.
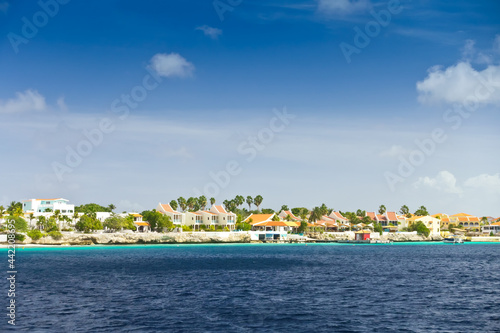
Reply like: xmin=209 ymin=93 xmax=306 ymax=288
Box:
xmin=224 ymin=226 xmax=230 ymax=231
xmin=235 ymin=222 xmax=252 ymax=231
xmin=27 ymin=230 xmax=43 ymax=241
xmin=181 ymin=225 xmax=192 ymax=232
xmin=48 ymin=231 xmax=63 ymax=240
xmin=15 ymin=233 xmax=25 ymax=241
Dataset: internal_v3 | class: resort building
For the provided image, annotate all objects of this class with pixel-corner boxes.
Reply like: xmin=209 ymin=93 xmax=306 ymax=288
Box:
xmin=22 ymin=198 xmax=75 ymax=216
xmin=278 ymin=210 xmax=300 ymax=221
xmin=245 ymin=213 xmax=298 ymax=232
xmin=404 ymin=216 xmax=441 ymax=235
xmin=450 ymin=213 xmax=480 ymax=229
xmin=482 ymin=221 xmax=500 ymax=235
xmin=131 ymin=214 xmax=149 ymax=232
xmin=329 ymin=211 xmax=349 ymax=224
xmin=366 ymin=211 xmax=401 ymax=227
xmin=157 ymin=203 xmax=184 ymax=226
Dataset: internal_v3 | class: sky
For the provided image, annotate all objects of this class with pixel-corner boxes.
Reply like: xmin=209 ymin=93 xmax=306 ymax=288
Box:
xmin=0 ymin=0 xmax=499 ymax=216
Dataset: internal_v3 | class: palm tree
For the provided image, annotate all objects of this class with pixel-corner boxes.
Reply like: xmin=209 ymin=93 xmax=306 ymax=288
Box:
xmin=37 ymin=216 xmax=46 ymax=231
xmin=280 ymin=205 xmax=289 ymax=212
xmin=414 ymin=205 xmax=429 ymax=216
xmin=177 ymin=197 xmax=187 ymax=212
xmin=378 ymin=205 xmax=387 ymax=215
xmin=253 ymin=195 xmax=263 ymax=212
xmin=399 ymin=205 xmax=409 ymax=216
xmin=246 ymin=196 xmax=253 ymax=211
xmin=186 ymin=197 xmax=196 ymax=211
xmin=108 ymin=204 xmax=116 ymax=212
xmin=223 ymin=200 xmax=229 ymax=211
xmin=198 ymin=196 xmax=207 ymax=210
xmin=319 ymin=203 xmax=328 ymax=216
xmin=169 ymin=200 xmax=178 ymax=211
xmin=28 ymin=213 xmax=34 ymax=228
xmin=53 ymin=210 xmax=62 ymax=230
xmin=73 ymin=211 xmax=80 ymax=226
xmin=235 ymin=195 xmax=244 ymax=208
xmin=308 ymin=207 xmax=322 ymax=223
xmin=0 ymin=206 xmax=4 ymax=223
xmin=210 ymin=197 xmax=216 ymax=206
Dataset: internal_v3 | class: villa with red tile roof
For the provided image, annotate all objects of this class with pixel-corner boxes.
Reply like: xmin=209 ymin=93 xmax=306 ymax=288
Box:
xmin=329 ymin=211 xmax=349 ymax=224
xmin=483 ymin=221 xmax=500 ymax=234
xmin=434 ymin=213 xmax=481 ymax=229
xmin=244 ymin=213 xmax=299 ymax=232
xmin=157 ymin=203 xmax=184 ymax=225
xmin=278 ymin=210 xmax=300 ymax=221
xmin=366 ymin=211 xmax=401 ymax=227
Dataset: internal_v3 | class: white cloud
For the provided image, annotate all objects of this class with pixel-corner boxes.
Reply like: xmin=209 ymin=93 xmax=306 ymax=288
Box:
xmin=57 ymin=97 xmax=68 ymax=112
xmin=461 ymin=39 xmax=476 ymax=61
xmin=380 ymin=145 xmax=408 ymax=157
xmin=416 ymin=62 xmax=500 ymax=105
xmin=149 ymin=53 xmax=195 ymax=78
xmin=464 ymin=173 xmax=500 ymax=194
xmin=196 ymin=25 xmax=222 ymax=39
xmin=0 ymin=89 xmax=47 ymax=114
xmin=413 ymin=170 xmax=463 ymax=194
xmin=317 ymin=0 xmax=371 ymax=14
xmin=494 ymin=35 xmax=500 ymax=54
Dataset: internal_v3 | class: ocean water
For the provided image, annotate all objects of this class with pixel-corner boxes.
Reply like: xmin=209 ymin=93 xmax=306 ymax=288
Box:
xmin=3 ymin=243 xmax=500 ymax=332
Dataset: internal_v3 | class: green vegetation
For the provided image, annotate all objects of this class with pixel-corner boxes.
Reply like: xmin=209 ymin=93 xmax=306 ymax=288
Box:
xmin=27 ymin=229 xmax=43 ymax=240
xmin=399 ymin=205 xmax=409 ymax=216
xmin=378 ymin=205 xmax=386 ymax=215
xmin=262 ymin=208 xmax=275 ymax=214
xmin=75 ymin=215 xmax=103 ymax=233
xmin=414 ymin=205 xmax=429 ymax=216
xmin=9 ymin=216 xmax=28 ymax=233
xmin=409 ymin=221 xmax=430 ymax=237
xmin=15 ymin=233 xmax=25 ymax=241
xmin=373 ymin=222 xmax=383 ymax=235
xmin=235 ymin=222 xmax=252 ymax=231
xmin=75 ymin=203 xmax=112 ymax=214
xmin=298 ymin=220 xmax=308 ymax=233
xmin=48 ymin=231 xmax=63 ymax=240
xmin=141 ymin=210 xmax=173 ymax=232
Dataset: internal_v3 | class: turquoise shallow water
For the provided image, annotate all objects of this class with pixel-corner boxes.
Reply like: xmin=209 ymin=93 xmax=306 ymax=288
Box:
xmin=3 ymin=243 xmax=500 ymax=332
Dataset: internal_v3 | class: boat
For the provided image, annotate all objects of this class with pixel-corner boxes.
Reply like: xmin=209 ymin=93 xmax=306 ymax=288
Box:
xmin=443 ymin=235 xmax=465 ymax=244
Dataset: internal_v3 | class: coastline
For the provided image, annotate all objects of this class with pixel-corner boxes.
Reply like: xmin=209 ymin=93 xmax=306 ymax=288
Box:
xmin=2 ymin=231 xmax=498 ymax=248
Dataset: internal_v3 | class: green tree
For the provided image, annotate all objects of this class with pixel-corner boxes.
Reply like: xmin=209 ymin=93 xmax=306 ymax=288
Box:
xmin=378 ymin=205 xmax=387 ymax=215
xmin=210 ymin=197 xmax=216 ymax=206
xmin=409 ymin=221 xmax=430 ymax=237
xmin=272 ymin=214 xmax=280 ymax=221
xmin=36 ymin=216 xmax=46 ymax=231
xmin=235 ymin=222 xmax=252 ymax=231
xmin=319 ymin=203 xmax=328 ymax=216
xmin=356 ymin=209 xmax=366 ymax=217
xmin=309 ymin=207 xmax=322 ymax=223
xmin=298 ymin=220 xmax=308 ymax=234
xmin=8 ymin=216 xmax=28 ymax=233
xmin=399 ymin=205 xmax=409 ymax=216
xmin=53 ymin=209 xmax=62 ymax=230
xmin=414 ymin=206 xmax=429 ymax=216
xmin=108 ymin=204 xmax=116 ymax=212
xmin=186 ymin=197 xmax=196 ymax=211
xmin=169 ymin=200 xmax=178 ymax=211
xmin=373 ymin=222 xmax=383 ymax=235
xmin=75 ymin=215 xmax=102 ymax=233
xmin=177 ymin=197 xmax=187 ymax=212
xmin=235 ymin=195 xmax=245 ymax=208
xmin=7 ymin=201 xmax=23 ymax=216
xmin=246 ymin=196 xmax=253 ymax=210
xmin=27 ymin=229 xmax=43 ymax=241
xmin=253 ymin=195 xmax=263 ymax=212
xmin=75 ymin=203 xmax=110 ymax=214
xmin=280 ymin=205 xmax=289 ymax=212
xmin=142 ymin=210 xmax=173 ymax=232
xmin=198 ymin=196 xmax=207 ymax=210
xmin=103 ymin=216 xmax=126 ymax=231
xmin=261 ymin=208 xmax=275 ymax=214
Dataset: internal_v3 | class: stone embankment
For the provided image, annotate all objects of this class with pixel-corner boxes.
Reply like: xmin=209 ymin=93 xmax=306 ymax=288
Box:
xmin=308 ymin=232 xmax=442 ymax=242
xmin=20 ymin=232 xmax=251 ymax=246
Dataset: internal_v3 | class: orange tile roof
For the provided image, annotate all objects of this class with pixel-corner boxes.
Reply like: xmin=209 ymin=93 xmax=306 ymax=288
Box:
xmin=245 ymin=214 xmax=274 ymax=224
xmin=450 ymin=213 xmax=474 ymax=217
xmin=386 ymin=212 xmax=397 ymax=220
xmin=134 ymin=222 xmax=150 ymax=226
xmin=491 ymin=221 xmax=500 ymax=226
xmin=215 ymin=205 xmax=227 ymax=213
xmin=160 ymin=204 xmax=174 ymax=213
xmin=367 ymin=212 xmax=376 ymax=220
xmin=283 ymin=211 xmax=300 ymax=220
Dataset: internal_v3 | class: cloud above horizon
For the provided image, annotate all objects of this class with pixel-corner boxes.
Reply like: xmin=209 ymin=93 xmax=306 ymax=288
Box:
xmin=413 ymin=170 xmax=463 ymax=194
xmin=196 ymin=25 xmax=222 ymax=39
xmin=149 ymin=53 xmax=195 ymax=78
xmin=0 ymin=89 xmax=47 ymax=114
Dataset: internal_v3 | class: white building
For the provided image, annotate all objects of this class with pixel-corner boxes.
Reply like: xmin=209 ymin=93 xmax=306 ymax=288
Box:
xmin=157 ymin=203 xmax=184 ymax=226
xmin=22 ymin=198 xmax=75 ymax=216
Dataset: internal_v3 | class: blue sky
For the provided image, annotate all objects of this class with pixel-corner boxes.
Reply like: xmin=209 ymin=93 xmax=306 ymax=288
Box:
xmin=1 ymin=0 xmax=499 ymax=216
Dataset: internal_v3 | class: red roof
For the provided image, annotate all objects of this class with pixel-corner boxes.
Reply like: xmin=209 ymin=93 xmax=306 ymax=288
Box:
xmin=366 ymin=212 xmax=376 ymax=221
xmin=386 ymin=212 xmax=397 ymax=220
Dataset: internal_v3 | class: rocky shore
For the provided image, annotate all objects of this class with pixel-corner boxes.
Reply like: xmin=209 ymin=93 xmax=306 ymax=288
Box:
xmin=307 ymin=232 xmax=443 ymax=242
xmin=17 ymin=231 xmax=252 ymax=246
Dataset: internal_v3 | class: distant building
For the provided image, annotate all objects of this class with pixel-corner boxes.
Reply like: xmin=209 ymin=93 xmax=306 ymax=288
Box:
xmin=22 ymin=198 xmax=74 ymax=216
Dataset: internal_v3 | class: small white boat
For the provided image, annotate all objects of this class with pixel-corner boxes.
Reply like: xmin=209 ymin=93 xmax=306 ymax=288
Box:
xmin=443 ymin=236 xmax=465 ymax=244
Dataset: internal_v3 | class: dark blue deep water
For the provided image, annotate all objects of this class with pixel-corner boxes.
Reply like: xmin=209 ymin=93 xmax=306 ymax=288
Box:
xmin=3 ymin=243 xmax=500 ymax=332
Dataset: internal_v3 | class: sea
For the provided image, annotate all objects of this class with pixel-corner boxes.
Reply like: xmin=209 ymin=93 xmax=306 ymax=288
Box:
xmin=3 ymin=242 xmax=500 ymax=332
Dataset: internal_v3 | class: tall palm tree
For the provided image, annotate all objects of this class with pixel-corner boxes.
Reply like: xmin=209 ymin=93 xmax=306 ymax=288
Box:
xmin=399 ymin=205 xmax=409 ymax=216
xmin=37 ymin=216 xmax=46 ymax=231
xmin=210 ymin=197 xmax=216 ymax=206
xmin=53 ymin=210 xmax=62 ymax=230
xmin=73 ymin=211 xmax=80 ymax=226
xmin=186 ymin=197 xmax=196 ymax=211
xmin=246 ymin=196 xmax=253 ymax=211
xmin=235 ymin=195 xmax=244 ymax=208
xmin=108 ymin=204 xmax=116 ymax=212
xmin=223 ymin=200 xmax=229 ymax=211
xmin=198 ymin=196 xmax=207 ymax=211
xmin=378 ymin=205 xmax=387 ymax=215
xmin=308 ymin=207 xmax=322 ymax=223
xmin=253 ymin=195 xmax=263 ymax=212
xmin=177 ymin=197 xmax=187 ymax=212
xmin=28 ymin=213 xmax=34 ymax=228
xmin=169 ymin=200 xmax=178 ymax=211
